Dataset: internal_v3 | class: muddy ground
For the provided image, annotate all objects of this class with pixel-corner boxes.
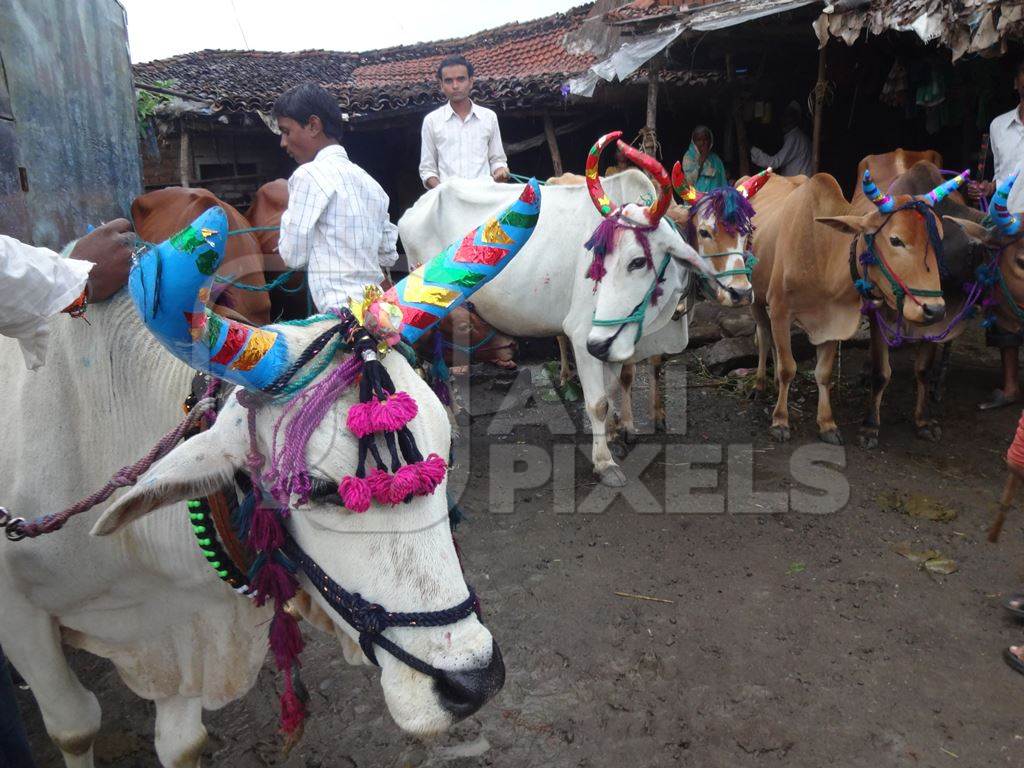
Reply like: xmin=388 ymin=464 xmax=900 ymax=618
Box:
xmin=19 ymin=323 xmax=1024 ymax=767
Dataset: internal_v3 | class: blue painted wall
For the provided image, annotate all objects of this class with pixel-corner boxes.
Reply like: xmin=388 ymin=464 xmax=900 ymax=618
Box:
xmin=0 ymin=0 xmax=141 ymax=248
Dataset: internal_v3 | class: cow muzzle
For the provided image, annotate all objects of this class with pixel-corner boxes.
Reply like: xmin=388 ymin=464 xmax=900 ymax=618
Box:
xmin=434 ymin=641 xmax=505 ymax=720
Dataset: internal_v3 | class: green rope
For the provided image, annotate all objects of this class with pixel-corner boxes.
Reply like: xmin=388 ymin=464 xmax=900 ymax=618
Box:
xmin=213 ymin=270 xmax=303 ymax=292
xmin=508 ymin=173 xmax=545 ymax=186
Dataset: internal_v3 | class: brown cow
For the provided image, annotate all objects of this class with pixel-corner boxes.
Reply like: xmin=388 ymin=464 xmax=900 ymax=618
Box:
xmin=245 ymin=179 xmax=310 ymax=321
xmin=853 ymin=149 xmax=946 ymax=203
xmin=746 ymin=174 xmax=809 ymax=397
xmin=132 ymin=187 xmax=271 ymax=324
xmin=750 ymin=170 xmax=963 ymax=444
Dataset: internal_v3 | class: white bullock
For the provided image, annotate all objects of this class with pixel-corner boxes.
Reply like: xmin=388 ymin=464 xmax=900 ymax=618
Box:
xmin=399 ymin=140 xmax=719 ymax=486
xmin=0 ymin=303 xmax=500 ymax=763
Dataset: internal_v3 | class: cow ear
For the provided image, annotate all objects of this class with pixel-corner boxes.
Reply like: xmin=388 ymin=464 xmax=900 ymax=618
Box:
xmin=91 ymin=407 xmax=247 ymax=537
xmin=815 ymin=215 xmax=870 ymax=235
xmin=668 ymin=237 xmax=717 ymax=281
xmin=942 ymin=215 xmax=998 ymax=245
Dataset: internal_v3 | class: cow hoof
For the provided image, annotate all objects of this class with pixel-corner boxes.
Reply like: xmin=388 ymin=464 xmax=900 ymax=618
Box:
xmin=610 ymin=441 xmax=629 ymax=460
xmin=819 ymin=429 xmax=844 ymax=445
xmin=769 ymin=425 xmax=791 ymax=442
xmin=599 ymin=466 xmax=628 ymax=487
xmin=653 ymin=418 xmax=668 ymax=435
xmin=917 ymin=423 xmax=942 ymax=442
xmin=858 ymin=430 xmax=879 ymax=450
xmin=749 ymin=387 xmax=765 ymax=402
xmin=624 ymin=428 xmax=640 ymax=444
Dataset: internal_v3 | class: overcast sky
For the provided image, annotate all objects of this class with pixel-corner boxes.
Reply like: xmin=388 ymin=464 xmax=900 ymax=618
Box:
xmin=120 ymin=0 xmax=584 ymax=63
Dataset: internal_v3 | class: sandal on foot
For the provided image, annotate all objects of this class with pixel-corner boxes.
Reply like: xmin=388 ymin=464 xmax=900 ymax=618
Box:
xmin=1004 ymin=646 xmax=1024 ymax=675
xmin=979 ymin=389 xmax=1020 ymax=411
xmin=1004 ymin=593 xmax=1024 ymax=619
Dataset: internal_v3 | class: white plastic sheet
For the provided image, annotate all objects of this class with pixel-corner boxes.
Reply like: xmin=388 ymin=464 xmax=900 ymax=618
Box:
xmin=567 ymin=21 xmax=685 ymax=98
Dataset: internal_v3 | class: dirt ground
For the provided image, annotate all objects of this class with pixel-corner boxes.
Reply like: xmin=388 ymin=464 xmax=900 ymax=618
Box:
xmin=18 ymin=323 xmax=1024 ymax=768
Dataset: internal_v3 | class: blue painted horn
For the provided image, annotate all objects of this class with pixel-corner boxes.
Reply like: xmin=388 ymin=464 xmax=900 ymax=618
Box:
xmin=922 ymin=169 xmax=970 ymax=207
xmin=991 ymin=171 xmax=1023 ymax=236
xmin=862 ymin=170 xmax=895 ymax=213
xmin=128 ymin=206 xmax=290 ymax=390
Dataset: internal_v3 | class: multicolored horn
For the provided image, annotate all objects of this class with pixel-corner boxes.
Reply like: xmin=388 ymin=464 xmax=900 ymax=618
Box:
xmin=923 ymin=169 xmax=970 ymax=207
xmin=862 ymin=169 xmax=895 ymax=213
xmin=128 ymin=206 xmax=291 ymax=390
xmin=615 ymin=140 xmax=672 ymax=224
xmin=671 ymin=161 xmax=700 ymax=205
xmin=737 ymin=167 xmax=772 ymax=199
xmin=585 ymin=131 xmax=623 ymax=218
xmin=991 ymin=171 xmax=1023 ymax=236
xmin=385 ymin=179 xmax=542 ymax=344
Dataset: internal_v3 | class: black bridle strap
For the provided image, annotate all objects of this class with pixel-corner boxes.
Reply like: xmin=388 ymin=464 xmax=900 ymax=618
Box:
xmin=280 ymin=531 xmax=478 ymax=680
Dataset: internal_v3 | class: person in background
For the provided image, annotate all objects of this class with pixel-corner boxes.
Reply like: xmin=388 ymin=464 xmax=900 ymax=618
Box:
xmin=419 ymin=55 xmax=509 ymax=189
xmin=968 ymin=58 xmax=1024 ymax=410
xmin=0 ymin=218 xmax=135 ymax=768
xmin=751 ymin=100 xmax=812 ymax=177
xmin=273 ymin=83 xmax=399 ymax=312
xmin=681 ymin=125 xmax=728 ymax=194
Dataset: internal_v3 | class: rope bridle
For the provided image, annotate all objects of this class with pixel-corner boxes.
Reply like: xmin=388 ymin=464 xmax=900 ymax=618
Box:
xmin=849 ymin=200 xmax=948 ymax=347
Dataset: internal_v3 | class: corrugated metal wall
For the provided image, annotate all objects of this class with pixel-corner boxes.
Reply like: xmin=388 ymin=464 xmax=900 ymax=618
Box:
xmin=0 ymin=0 xmax=141 ymax=248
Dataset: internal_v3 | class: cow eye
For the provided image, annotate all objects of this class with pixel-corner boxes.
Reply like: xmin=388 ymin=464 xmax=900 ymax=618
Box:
xmin=699 ymin=229 xmax=713 ymax=239
xmin=628 ymin=257 xmax=648 ymax=272
xmin=1016 ymin=257 xmax=1024 ymax=271
xmin=889 ymin=236 xmax=905 ymax=248
xmin=307 ymin=477 xmax=341 ymax=505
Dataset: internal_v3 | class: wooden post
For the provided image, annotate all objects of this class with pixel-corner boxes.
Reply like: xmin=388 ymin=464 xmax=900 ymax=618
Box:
xmin=643 ymin=53 xmax=664 ymax=156
xmin=811 ymin=43 xmax=827 ymax=175
xmin=178 ymin=120 xmax=191 ymax=188
xmin=543 ymin=112 xmax=563 ymax=177
xmin=727 ymin=53 xmax=750 ymax=178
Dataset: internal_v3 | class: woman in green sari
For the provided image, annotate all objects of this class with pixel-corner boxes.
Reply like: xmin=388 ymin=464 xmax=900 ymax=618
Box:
xmin=681 ymin=125 xmax=728 ymax=195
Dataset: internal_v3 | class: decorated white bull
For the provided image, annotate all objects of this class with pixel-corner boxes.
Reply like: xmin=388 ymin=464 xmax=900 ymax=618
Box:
xmin=399 ymin=135 xmax=721 ymax=486
xmin=0 ymin=181 xmax=541 ymax=766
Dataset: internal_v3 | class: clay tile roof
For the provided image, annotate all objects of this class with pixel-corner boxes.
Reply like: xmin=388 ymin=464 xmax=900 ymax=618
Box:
xmin=134 ymin=4 xmax=604 ymax=120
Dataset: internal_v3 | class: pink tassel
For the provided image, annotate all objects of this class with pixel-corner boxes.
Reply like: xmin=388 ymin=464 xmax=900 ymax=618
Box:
xmin=416 ymin=453 xmax=449 ymax=494
xmin=366 ymin=468 xmax=394 ymax=504
xmin=339 ymin=475 xmax=372 ymax=513
xmin=269 ymin=611 xmax=304 ymax=671
xmin=372 ymin=391 xmax=418 ymax=432
xmin=388 ymin=464 xmax=420 ymax=504
xmin=252 ymin=560 xmax=297 ymax=607
xmin=279 ymin=673 xmax=307 ymax=735
xmin=586 ymin=255 xmax=607 ymax=283
xmin=346 ymin=402 xmax=376 ymax=438
xmin=249 ymin=503 xmax=284 ymax=552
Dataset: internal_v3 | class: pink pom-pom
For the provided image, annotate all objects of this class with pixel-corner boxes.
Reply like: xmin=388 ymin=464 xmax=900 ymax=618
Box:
xmin=366 ymin=468 xmax=394 ymax=504
xmin=372 ymin=391 xmax=418 ymax=432
xmin=269 ymin=610 xmax=304 ymax=671
xmin=249 ymin=503 xmax=284 ymax=552
xmin=388 ymin=464 xmax=420 ymax=504
xmin=346 ymin=402 xmax=377 ymax=438
xmin=251 ymin=560 xmax=297 ymax=607
xmin=339 ymin=475 xmax=372 ymax=513
xmin=416 ymin=453 xmax=448 ymax=494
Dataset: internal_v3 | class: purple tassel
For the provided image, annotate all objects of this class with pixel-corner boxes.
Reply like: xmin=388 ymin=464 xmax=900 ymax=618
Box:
xmin=252 ymin=560 xmax=297 ymax=607
xmin=249 ymin=502 xmax=284 ymax=552
xmin=269 ymin=611 xmax=305 ymax=672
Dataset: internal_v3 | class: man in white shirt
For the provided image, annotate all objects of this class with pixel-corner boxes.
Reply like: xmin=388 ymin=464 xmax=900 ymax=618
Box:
xmin=969 ymin=59 xmax=1024 ymax=211
xmin=419 ymin=56 xmax=510 ymax=190
xmin=1 ymin=220 xmax=133 ymax=370
xmin=273 ymin=83 xmax=399 ymax=312
xmin=966 ymin=60 xmax=1024 ymax=410
xmin=751 ymin=101 xmax=813 ymax=177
